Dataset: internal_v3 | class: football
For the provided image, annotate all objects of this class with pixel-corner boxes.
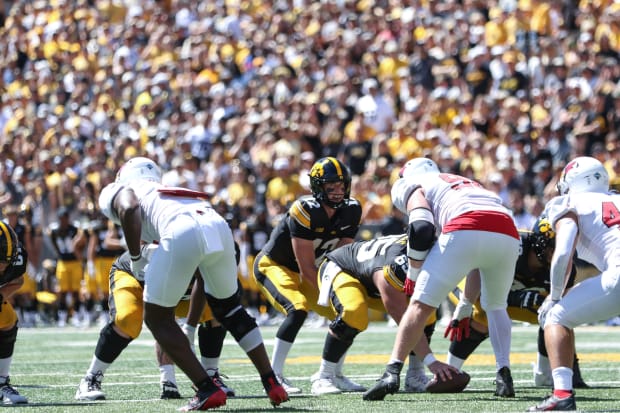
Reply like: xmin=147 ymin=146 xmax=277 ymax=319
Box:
xmin=425 ymin=371 xmax=471 ymax=393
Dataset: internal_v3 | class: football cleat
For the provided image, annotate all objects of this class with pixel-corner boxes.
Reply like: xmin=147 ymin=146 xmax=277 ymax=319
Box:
xmin=179 ymin=384 xmax=226 ymax=411
xmin=362 ymin=370 xmax=400 ymax=401
xmin=528 ymin=391 xmax=576 ymax=411
xmin=404 ymin=369 xmax=430 ymax=392
xmin=207 ymin=369 xmax=235 ymax=397
xmin=263 ymin=374 xmax=289 ymax=406
xmin=75 ymin=371 xmax=105 ymax=401
xmin=160 ymin=380 xmax=181 ymax=399
xmin=275 ymin=374 xmax=301 ymax=394
xmin=0 ymin=377 xmax=27 ymax=404
xmin=494 ymin=366 xmax=515 ymax=397
xmin=332 ymin=374 xmax=366 ymax=392
xmin=534 ymin=367 xmax=553 ymax=387
xmin=310 ymin=375 xmax=342 ymax=395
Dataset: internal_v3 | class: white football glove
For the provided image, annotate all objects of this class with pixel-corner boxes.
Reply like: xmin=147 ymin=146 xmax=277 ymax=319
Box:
xmin=130 ymin=253 xmax=148 ymax=277
xmin=87 ymin=260 xmax=96 ymax=279
xmin=537 ymin=297 xmax=559 ymax=328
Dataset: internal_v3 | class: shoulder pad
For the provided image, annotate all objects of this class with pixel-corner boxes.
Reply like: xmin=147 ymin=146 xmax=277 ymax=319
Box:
xmin=98 ymin=182 xmax=125 ymax=225
xmin=391 ymin=177 xmax=421 ymax=213
xmin=543 ymin=195 xmax=574 ymax=227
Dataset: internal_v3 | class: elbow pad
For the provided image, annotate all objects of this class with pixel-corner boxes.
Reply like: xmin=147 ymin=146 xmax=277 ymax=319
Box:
xmin=407 ymin=208 xmax=435 ymax=261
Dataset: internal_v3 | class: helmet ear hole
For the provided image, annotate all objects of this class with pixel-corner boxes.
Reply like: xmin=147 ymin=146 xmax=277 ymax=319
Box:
xmin=309 ymin=157 xmax=351 ymax=209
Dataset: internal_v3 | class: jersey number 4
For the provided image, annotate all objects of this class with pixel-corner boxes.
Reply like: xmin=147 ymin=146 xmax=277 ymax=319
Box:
xmin=602 ymin=201 xmax=620 ymax=227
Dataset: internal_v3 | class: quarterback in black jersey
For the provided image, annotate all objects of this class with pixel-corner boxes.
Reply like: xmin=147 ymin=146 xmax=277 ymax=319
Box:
xmin=253 ymin=157 xmax=362 ymax=394
xmin=312 ymin=234 xmax=437 ymax=395
xmin=446 ymin=217 xmax=589 ymax=388
xmin=0 ymin=221 xmax=29 ymax=404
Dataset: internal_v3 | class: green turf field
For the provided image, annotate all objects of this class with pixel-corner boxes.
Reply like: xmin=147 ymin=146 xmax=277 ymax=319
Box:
xmin=10 ymin=323 xmax=620 ymax=412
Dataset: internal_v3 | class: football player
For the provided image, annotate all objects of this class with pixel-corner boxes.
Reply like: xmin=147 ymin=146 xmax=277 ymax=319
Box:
xmin=48 ymin=207 xmax=86 ymax=327
xmin=445 ymin=216 xmax=588 ymax=388
xmin=75 ymin=245 xmax=234 ymax=400
xmin=98 ymin=157 xmax=286 ymax=410
xmin=0 ymin=221 xmax=29 ymax=404
xmin=530 ymin=157 xmax=620 ymax=411
xmin=84 ymin=212 xmax=125 ymax=326
xmin=364 ymin=157 xmax=520 ymax=401
xmin=253 ymin=157 xmax=362 ymax=393
xmin=312 ymin=234 xmax=437 ymax=395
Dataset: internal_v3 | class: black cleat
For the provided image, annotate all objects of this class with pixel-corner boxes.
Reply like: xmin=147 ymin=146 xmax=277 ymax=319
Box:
xmin=494 ymin=366 xmax=515 ymax=397
xmin=572 ymin=358 xmax=589 ymax=389
xmin=362 ymin=371 xmax=400 ymax=401
xmin=160 ymin=381 xmax=181 ymax=399
xmin=528 ymin=391 xmax=576 ymax=411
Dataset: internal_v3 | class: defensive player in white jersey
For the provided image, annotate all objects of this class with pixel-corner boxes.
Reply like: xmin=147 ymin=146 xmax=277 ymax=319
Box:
xmin=363 ymin=157 xmax=520 ymax=401
xmin=98 ymin=157 xmax=287 ymax=411
xmin=529 ymin=156 xmax=619 ymax=411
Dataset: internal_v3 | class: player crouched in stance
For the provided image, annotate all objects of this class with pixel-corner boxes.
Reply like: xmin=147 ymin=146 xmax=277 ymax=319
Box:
xmin=445 ymin=216 xmax=588 ymax=392
xmin=529 ymin=157 xmax=619 ymax=411
xmin=313 ymin=234 xmax=436 ymax=395
xmin=0 ymin=222 xmax=28 ymax=404
xmin=97 ymin=157 xmax=287 ymax=410
xmin=75 ymin=245 xmax=234 ymax=401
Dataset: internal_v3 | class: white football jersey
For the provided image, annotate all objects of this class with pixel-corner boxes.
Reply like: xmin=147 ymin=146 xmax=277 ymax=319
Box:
xmin=391 ymin=172 xmax=509 ymax=232
xmin=98 ymin=180 xmax=213 ymax=244
xmin=545 ymin=191 xmax=620 ymax=271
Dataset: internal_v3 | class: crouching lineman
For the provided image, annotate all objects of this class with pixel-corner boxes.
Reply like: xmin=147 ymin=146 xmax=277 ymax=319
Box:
xmin=444 ymin=216 xmax=588 ymax=389
xmin=99 ymin=156 xmax=287 ymax=410
xmin=0 ymin=221 xmax=29 ymax=404
xmin=75 ymin=245 xmax=234 ymax=400
xmin=313 ymin=234 xmax=437 ymax=395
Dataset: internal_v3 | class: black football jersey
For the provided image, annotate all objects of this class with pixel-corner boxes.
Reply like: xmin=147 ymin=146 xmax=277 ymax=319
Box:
xmin=262 ymin=195 xmax=362 ymax=272
xmin=513 ymin=230 xmax=576 ymax=292
xmin=50 ymin=224 xmax=80 ymax=261
xmin=326 ymin=234 xmax=409 ymax=298
xmin=0 ymin=242 xmax=28 ymax=286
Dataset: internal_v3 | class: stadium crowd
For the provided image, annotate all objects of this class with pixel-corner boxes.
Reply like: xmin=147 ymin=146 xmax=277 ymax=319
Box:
xmin=0 ymin=0 xmax=619 ymax=326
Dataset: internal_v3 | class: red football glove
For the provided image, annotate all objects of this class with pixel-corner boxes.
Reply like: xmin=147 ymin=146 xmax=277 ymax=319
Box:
xmin=444 ymin=318 xmax=471 ymax=342
xmin=443 ymin=297 xmax=473 ymax=342
xmin=403 ymin=279 xmax=415 ymax=297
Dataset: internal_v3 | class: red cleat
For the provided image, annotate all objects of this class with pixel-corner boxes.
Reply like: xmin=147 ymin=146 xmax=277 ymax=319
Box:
xmin=179 ymin=386 xmax=226 ymax=411
xmin=264 ymin=375 xmax=289 ymax=406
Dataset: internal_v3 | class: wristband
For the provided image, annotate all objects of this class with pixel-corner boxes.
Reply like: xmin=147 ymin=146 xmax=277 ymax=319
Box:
xmin=130 ymin=253 xmax=141 ymax=261
xmin=423 ymin=353 xmax=437 ymax=367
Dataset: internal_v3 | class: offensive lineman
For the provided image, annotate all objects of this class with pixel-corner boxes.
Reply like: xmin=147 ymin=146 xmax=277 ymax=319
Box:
xmin=312 ymin=233 xmax=437 ymax=395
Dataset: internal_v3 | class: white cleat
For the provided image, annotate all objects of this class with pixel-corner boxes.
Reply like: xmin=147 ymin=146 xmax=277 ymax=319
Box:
xmin=404 ymin=369 xmax=430 ymax=392
xmin=75 ymin=372 xmax=106 ymax=401
xmin=533 ymin=366 xmax=553 ymax=387
xmin=276 ymin=374 xmax=302 ymax=394
xmin=311 ymin=376 xmax=342 ymax=395
xmin=332 ymin=374 xmax=366 ymax=392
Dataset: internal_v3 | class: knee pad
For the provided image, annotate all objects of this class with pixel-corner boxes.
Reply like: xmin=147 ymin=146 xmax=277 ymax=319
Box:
xmin=95 ymin=323 xmax=133 ymax=363
xmin=329 ymin=318 xmax=360 ymax=344
xmin=448 ymin=326 xmax=488 ymax=360
xmin=0 ymin=325 xmax=18 ymax=358
xmin=276 ymin=309 xmax=307 ymax=342
xmin=424 ymin=323 xmax=435 ymax=345
xmin=207 ymin=292 xmax=262 ymax=351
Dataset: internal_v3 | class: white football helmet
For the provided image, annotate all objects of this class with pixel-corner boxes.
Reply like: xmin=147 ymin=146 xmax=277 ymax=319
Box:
xmin=556 ymin=156 xmax=609 ymax=195
xmin=116 ymin=157 xmax=162 ymax=184
xmin=399 ymin=157 xmax=440 ymax=178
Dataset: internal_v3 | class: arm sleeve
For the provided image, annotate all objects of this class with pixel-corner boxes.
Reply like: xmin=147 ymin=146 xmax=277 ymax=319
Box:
xmin=549 ymin=218 xmax=578 ymax=301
